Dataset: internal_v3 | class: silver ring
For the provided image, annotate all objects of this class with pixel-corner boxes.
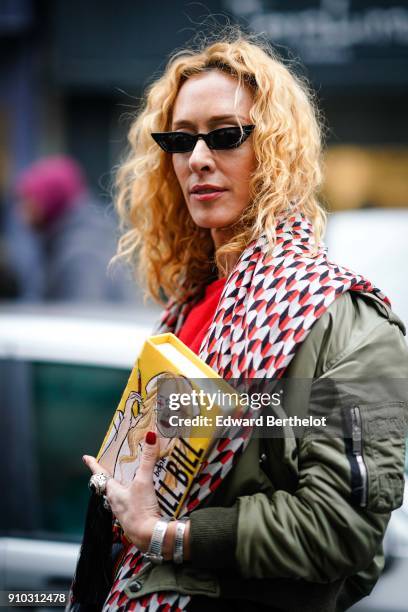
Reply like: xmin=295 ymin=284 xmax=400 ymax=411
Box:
xmin=88 ymin=472 xmax=112 ymax=496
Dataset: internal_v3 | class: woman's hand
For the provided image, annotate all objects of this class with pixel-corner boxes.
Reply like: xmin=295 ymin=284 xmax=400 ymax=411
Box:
xmin=83 ymin=430 xmax=161 ymax=552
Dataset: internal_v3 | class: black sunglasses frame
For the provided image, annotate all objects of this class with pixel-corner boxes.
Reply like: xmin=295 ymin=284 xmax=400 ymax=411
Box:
xmin=151 ymin=125 xmax=255 ymax=153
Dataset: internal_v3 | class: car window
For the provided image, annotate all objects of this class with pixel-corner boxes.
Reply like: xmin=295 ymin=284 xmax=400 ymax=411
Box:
xmin=1 ymin=359 xmax=129 ymax=540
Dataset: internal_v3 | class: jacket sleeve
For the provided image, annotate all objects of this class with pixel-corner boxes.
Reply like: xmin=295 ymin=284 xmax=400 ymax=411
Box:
xmin=189 ymin=298 xmax=408 ymax=582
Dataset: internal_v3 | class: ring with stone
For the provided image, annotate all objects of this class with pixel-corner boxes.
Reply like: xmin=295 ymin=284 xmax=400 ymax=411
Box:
xmin=88 ymin=472 xmax=112 ymax=496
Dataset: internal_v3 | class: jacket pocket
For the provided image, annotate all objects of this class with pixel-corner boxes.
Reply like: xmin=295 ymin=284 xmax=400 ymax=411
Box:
xmin=343 ymin=401 xmax=407 ymax=513
xmin=124 ymin=564 xmax=220 ymax=601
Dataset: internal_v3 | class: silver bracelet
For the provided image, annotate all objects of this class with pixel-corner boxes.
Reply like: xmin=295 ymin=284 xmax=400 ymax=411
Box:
xmin=173 ymin=518 xmax=188 ymax=565
xmin=144 ymin=517 xmax=173 ymax=565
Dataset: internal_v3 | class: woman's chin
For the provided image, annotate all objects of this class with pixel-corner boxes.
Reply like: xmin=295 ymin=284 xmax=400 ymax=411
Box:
xmin=190 ymin=214 xmax=238 ymax=230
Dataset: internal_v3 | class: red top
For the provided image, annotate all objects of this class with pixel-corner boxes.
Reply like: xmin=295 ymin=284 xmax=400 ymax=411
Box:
xmin=177 ymin=277 xmax=226 ymax=355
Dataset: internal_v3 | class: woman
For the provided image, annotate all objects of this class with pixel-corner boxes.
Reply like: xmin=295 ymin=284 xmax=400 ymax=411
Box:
xmin=73 ymin=35 xmax=408 ymax=611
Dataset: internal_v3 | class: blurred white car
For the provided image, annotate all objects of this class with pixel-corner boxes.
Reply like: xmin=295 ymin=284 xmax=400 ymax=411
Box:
xmin=0 ymin=303 xmax=160 ymax=592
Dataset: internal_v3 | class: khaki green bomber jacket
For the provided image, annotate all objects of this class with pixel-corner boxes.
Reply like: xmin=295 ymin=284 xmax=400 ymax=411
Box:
xmin=124 ymin=291 xmax=408 ymax=612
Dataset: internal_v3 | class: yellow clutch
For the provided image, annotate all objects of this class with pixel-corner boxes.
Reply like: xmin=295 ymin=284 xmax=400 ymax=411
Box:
xmin=96 ymin=333 xmax=238 ymax=517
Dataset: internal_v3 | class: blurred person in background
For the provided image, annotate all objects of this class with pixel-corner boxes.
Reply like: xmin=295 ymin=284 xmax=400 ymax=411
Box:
xmin=14 ymin=155 xmax=135 ymax=302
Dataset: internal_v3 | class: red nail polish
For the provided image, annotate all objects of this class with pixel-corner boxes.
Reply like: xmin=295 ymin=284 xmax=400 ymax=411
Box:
xmin=146 ymin=431 xmax=156 ymax=445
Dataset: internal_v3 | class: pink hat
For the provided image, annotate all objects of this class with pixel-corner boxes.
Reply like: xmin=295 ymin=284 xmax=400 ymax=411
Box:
xmin=15 ymin=155 xmax=87 ymax=225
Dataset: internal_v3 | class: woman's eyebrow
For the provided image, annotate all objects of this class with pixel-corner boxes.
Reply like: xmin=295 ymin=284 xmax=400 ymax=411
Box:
xmin=172 ymin=114 xmax=246 ymax=129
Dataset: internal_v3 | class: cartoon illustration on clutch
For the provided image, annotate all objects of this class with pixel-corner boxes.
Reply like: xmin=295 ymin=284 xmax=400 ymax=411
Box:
xmin=98 ymin=368 xmax=195 ymax=483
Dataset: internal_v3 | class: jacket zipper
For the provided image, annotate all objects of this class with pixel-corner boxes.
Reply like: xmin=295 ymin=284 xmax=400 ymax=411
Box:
xmin=350 ymin=405 xmax=368 ymax=507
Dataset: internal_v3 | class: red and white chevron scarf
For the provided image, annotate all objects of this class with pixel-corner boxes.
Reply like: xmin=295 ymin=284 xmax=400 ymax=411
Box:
xmin=102 ymin=214 xmax=389 ymax=611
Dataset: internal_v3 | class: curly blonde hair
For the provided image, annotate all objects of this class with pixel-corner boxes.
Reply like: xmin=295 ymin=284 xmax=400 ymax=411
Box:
xmin=115 ymin=33 xmax=326 ymax=305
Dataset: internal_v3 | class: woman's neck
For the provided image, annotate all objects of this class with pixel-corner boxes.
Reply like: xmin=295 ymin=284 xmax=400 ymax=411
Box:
xmin=211 ymin=227 xmax=240 ymax=279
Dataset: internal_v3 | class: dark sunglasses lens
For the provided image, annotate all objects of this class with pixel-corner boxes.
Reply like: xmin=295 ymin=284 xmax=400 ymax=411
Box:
xmin=154 ymin=132 xmax=195 ymax=153
xmin=209 ymin=127 xmax=247 ymax=149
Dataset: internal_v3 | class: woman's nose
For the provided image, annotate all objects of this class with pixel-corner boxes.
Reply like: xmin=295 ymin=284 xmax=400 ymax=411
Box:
xmin=188 ymin=139 xmax=215 ymax=173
